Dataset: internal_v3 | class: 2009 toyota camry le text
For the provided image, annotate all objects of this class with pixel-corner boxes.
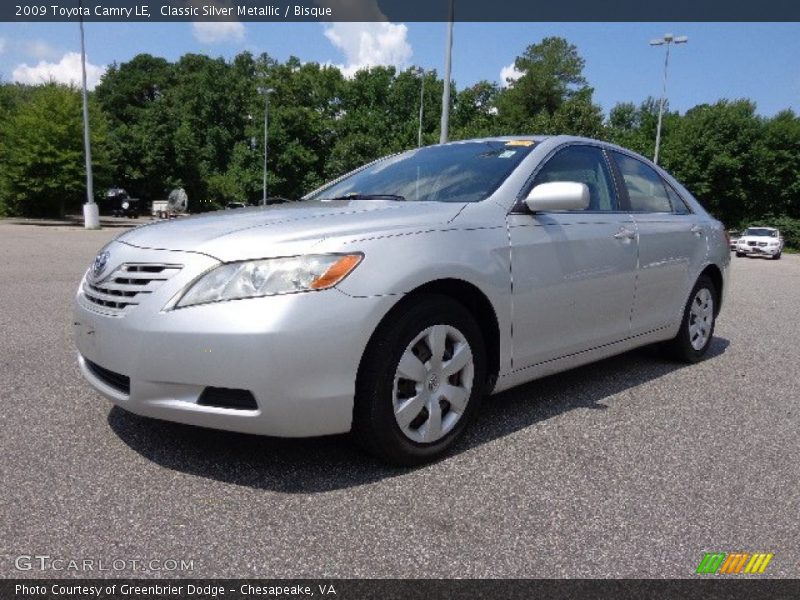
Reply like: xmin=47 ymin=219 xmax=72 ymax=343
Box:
xmin=74 ymin=136 xmax=730 ymax=465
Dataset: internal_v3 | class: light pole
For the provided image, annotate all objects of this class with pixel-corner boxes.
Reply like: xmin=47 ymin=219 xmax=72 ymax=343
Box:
xmin=649 ymin=33 xmax=688 ymax=165
xmin=79 ymin=0 xmax=98 ymax=228
xmin=439 ymin=0 xmax=454 ymax=144
xmin=257 ymin=87 xmax=274 ymax=206
xmin=417 ymin=68 xmax=425 ymax=147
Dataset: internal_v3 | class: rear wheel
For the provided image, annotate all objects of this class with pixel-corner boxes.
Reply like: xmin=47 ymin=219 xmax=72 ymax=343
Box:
xmin=353 ymin=295 xmax=486 ymax=466
xmin=735 ymin=251 xmax=745 ymax=257
xmin=664 ymin=275 xmax=717 ymax=363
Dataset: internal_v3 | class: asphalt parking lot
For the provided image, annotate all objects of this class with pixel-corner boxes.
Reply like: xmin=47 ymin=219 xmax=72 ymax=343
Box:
xmin=1 ymin=219 xmax=798 ymax=579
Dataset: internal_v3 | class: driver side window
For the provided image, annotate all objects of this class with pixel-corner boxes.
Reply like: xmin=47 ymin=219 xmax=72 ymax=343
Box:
xmin=532 ymin=145 xmax=617 ymax=211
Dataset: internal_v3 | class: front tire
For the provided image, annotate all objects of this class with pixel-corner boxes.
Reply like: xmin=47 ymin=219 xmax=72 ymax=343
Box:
xmin=352 ymin=295 xmax=486 ymax=466
xmin=773 ymin=251 xmax=782 ymax=260
xmin=665 ymin=275 xmax=717 ymax=363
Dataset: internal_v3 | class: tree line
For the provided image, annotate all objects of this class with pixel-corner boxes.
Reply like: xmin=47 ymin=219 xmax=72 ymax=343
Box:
xmin=0 ymin=37 xmax=798 ymax=245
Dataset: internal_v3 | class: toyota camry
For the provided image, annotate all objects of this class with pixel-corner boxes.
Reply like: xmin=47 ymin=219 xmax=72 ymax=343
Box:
xmin=74 ymin=136 xmax=730 ymax=465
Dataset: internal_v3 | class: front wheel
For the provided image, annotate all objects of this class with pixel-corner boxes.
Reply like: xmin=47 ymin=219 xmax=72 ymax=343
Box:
xmin=352 ymin=295 xmax=486 ymax=466
xmin=773 ymin=251 xmax=782 ymax=260
xmin=664 ymin=275 xmax=717 ymax=363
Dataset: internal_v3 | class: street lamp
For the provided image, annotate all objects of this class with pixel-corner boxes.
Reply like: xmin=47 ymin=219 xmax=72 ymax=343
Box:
xmin=257 ymin=87 xmax=275 ymax=206
xmin=439 ymin=0 xmax=454 ymax=144
xmin=416 ymin=68 xmax=425 ymax=147
xmin=649 ymin=32 xmax=688 ymax=165
xmin=79 ymin=0 xmax=98 ymax=228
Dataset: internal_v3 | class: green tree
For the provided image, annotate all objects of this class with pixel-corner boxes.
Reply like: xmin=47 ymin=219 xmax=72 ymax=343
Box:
xmin=661 ymin=100 xmax=764 ymax=224
xmin=94 ymin=54 xmax=176 ymax=201
xmin=451 ymin=81 xmax=500 ymax=139
xmin=606 ymin=97 xmax=678 ymax=159
xmin=758 ymin=110 xmax=800 ymax=219
xmin=0 ymin=83 xmax=110 ymax=217
xmin=549 ymin=88 xmax=604 ymax=137
xmin=496 ymin=37 xmax=590 ymax=130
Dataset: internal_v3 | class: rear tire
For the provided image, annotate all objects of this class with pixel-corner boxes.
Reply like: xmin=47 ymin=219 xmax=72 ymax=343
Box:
xmin=352 ymin=294 xmax=486 ymax=466
xmin=664 ymin=275 xmax=717 ymax=363
xmin=735 ymin=251 xmax=744 ymax=257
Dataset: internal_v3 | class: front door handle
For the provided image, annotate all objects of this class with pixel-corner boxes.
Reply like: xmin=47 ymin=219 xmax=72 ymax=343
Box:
xmin=613 ymin=227 xmax=636 ymax=241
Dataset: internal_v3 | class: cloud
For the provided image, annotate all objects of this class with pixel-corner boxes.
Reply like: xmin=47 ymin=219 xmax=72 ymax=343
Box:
xmin=192 ymin=21 xmax=246 ymax=44
xmin=24 ymin=40 xmax=58 ymax=60
xmin=500 ymin=62 xmax=524 ymax=88
xmin=323 ymin=22 xmax=412 ymax=77
xmin=317 ymin=0 xmax=387 ymax=20
xmin=12 ymin=52 xmax=107 ymax=89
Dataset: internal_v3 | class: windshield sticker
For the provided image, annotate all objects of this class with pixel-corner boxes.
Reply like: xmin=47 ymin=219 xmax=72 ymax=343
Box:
xmin=498 ymin=150 xmax=517 ymax=158
xmin=505 ymin=140 xmax=535 ymax=147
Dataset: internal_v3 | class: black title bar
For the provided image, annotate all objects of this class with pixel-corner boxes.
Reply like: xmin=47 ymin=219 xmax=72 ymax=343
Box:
xmin=5 ymin=579 xmax=800 ymax=600
xmin=3 ymin=0 xmax=800 ymax=22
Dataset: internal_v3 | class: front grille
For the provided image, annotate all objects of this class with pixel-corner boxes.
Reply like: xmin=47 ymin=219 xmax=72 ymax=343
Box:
xmin=83 ymin=263 xmax=182 ymax=313
xmin=84 ymin=358 xmax=130 ymax=394
xmin=758 ymin=242 xmax=767 ymax=247
xmin=748 ymin=241 xmax=757 ymax=246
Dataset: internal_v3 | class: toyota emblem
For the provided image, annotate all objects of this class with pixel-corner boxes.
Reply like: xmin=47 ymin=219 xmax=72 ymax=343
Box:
xmin=91 ymin=250 xmax=111 ymax=280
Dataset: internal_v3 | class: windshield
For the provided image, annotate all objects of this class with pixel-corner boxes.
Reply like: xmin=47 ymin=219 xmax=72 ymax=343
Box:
xmin=744 ymin=228 xmax=777 ymax=237
xmin=307 ymin=141 xmax=536 ymax=203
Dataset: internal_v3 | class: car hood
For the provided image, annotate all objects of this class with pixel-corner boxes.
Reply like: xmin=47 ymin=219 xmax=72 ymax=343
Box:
xmin=739 ymin=235 xmax=777 ymax=243
xmin=117 ymin=200 xmax=465 ymax=261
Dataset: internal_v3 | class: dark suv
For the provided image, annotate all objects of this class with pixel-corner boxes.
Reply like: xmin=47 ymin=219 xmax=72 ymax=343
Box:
xmin=102 ymin=188 xmax=141 ymax=218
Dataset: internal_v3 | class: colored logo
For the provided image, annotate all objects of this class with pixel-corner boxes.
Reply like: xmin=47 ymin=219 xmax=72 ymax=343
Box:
xmin=696 ymin=552 xmax=774 ymax=574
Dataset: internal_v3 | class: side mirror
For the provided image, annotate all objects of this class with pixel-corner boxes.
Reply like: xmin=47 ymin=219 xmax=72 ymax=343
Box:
xmin=525 ymin=182 xmax=590 ymax=212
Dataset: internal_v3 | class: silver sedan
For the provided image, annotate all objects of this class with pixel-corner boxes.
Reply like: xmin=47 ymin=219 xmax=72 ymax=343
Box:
xmin=74 ymin=136 xmax=730 ymax=465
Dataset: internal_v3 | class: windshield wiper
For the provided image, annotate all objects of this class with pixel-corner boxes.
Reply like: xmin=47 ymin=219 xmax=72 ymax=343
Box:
xmin=322 ymin=193 xmax=406 ymax=201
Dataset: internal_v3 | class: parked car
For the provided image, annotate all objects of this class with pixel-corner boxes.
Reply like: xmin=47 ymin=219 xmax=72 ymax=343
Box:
xmin=735 ymin=227 xmax=784 ymax=259
xmin=728 ymin=230 xmax=741 ymax=250
xmin=101 ymin=188 xmax=141 ymax=218
xmin=73 ymin=136 xmax=730 ymax=465
xmin=225 ymin=202 xmax=248 ymax=210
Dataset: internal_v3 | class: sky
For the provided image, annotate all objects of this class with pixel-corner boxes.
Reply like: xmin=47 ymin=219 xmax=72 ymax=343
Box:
xmin=0 ymin=20 xmax=798 ymax=117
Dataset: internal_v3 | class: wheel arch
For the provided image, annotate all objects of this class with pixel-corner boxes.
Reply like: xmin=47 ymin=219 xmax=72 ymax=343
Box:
xmin=699 ymin=263 xmax=724 ymax=315
xmin=357 ymin=278 xmax=501 ymax=393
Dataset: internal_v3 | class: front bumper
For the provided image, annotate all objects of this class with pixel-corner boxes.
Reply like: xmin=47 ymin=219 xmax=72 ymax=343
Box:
xmin=737 ymin=244 xmax=780 ymax=256
xmin=73 ymin=241 xmax=398 ymax=437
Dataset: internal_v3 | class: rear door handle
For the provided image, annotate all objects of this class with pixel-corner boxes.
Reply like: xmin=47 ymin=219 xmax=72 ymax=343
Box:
xmin=690 ymin=225 xmax=704 ymax=236
xmin=614 ymin=227 xmax=636 ymax=241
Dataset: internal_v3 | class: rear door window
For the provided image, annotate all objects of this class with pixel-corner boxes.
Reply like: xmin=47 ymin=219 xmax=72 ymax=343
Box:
xmin=664 ymin=181 xmax=691 ymax=214
xmin=611 ymin=152 xmax=672 ymax=213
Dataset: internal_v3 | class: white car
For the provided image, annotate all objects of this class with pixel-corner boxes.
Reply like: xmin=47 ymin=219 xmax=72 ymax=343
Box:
xmin=735 ymin=227 xmax=784 ymax=259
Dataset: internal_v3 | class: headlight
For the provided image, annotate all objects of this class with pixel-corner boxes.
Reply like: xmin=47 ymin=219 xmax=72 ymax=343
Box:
xmin=176 ymin=254 xmax=362 ymax=308
xmin=121 ymin=201 xmax=130 ymax=209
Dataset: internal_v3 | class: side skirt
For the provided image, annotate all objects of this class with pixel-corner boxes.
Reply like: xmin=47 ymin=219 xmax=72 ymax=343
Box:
xmin=491 ymin=325 xmax=677 ymax=395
